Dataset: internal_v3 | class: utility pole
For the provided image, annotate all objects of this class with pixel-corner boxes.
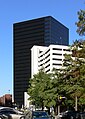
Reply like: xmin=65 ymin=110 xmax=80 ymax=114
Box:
xmin=58 ymin=105 xmax=60 ymax=115
xmin=75 ymin=96 xmax=78 ymax=111
xmin=58 ymin=96 xmax=60 ymax=115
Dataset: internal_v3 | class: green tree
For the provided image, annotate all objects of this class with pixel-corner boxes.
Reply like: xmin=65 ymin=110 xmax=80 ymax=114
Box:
xmin=27 ymin=69 xmax=52 ymax=110
xmin=43 ymin=68 xmax=66 ymax=115
xmin=27 ymin=68 xmax=66 ymax=115
xmin=76 ymin=10 xmax=85 ymax=36
xmin=63 ymin=40 xmax=85 ymax=110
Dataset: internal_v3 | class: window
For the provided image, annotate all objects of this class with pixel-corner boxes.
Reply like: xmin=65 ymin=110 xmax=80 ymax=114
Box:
xmin=53 ymin=53 xmax=62 ymax=56
xmin=53 ymin=48 xmax=62 ymax=51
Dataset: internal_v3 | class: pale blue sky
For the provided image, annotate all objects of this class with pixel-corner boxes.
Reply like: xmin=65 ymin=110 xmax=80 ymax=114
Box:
xmin=0 ymin=0 xmax=84 ymax=96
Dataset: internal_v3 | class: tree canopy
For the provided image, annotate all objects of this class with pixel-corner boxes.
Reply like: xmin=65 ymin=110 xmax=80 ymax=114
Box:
xmin=76 ymin=10 xmax=85 ymax=36
xmin=63 ymin=40 xmax=85 ymax=108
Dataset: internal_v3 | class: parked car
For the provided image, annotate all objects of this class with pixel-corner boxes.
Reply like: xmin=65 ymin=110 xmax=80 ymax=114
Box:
xmin=56 ymin=110 xmax=80 ymax=119
xmin=0 ymin=114 xmax=8 ymax=119
xmin=25 ymin=110 xmax=50 ymax=119
xmin=79 ymin=112 xmax=85 ymax=119
xmin=0 ymin=107 xmax=25 ymax=119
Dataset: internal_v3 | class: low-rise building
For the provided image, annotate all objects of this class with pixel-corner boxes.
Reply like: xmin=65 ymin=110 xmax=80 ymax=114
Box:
xmin=0 ymin=94 xmax=12 ymax=107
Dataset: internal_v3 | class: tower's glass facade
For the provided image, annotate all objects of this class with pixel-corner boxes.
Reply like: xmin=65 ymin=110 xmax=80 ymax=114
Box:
xmin=44 ymin=16 xmax=69 ymax=46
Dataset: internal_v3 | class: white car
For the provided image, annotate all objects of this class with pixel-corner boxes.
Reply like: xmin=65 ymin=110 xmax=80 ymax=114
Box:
xmin=0 ymin=107 xmax=25 ymax=119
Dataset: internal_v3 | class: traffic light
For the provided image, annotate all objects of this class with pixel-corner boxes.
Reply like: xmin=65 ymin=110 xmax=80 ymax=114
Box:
xmin=59 ymin=96 xmax=66 ymax=100
xmin=58 ymin=96 xmax=66 ymax=105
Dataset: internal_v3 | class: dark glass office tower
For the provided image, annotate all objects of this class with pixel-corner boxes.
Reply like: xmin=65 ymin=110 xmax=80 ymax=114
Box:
xmin=13 ymin=16 xmax=69 ymax=107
